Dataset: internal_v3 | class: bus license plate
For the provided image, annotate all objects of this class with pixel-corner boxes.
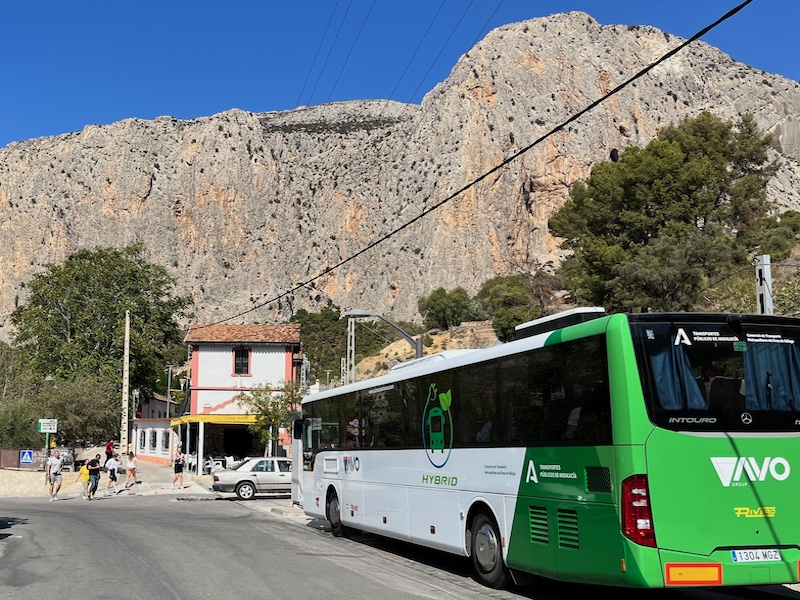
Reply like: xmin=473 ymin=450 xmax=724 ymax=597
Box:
xmin=731 ymin=549 xmax=781 ymax=563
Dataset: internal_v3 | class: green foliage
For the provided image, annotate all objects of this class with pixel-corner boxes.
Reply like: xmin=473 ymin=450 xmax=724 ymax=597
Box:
xmin=418 ymin=287 xmax=472 ymax=329
xmin=687 ymin=270 xmax=755 ymax=314
xmin=10 ymin=244 xmax=194 ymax=398
xmin=41 ymin=376 xmax=119 ymax=445
xmin=774 ymin=277 xmax=800 ymax=317
xmin=243 ymin=380 xmax=303 ymax=445
xmin=290 ymin=304 xmax=416 ymax=383
xmin=474 ymin=275 xmax=545 ymax=341
xmin=549 ymin=111 xmax=778 ymax=311
xmin=290 ymin=305 xmax=347 ymax=383
xmin=0 ymin=396 xmax=41 ymax=447
xmin=0 ymin=352 xmax=118 ymax=447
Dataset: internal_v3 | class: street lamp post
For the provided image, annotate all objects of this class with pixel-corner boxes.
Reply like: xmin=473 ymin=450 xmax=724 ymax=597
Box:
xmin=343 ymin=309 xmax=423 ymax=383
xmin=166 ymin=364 xmax=173 ymax=419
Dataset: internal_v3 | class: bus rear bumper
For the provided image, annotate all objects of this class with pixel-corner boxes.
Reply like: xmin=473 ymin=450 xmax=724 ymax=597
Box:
xmin=659 ymin=549 xmax=800 ymax=587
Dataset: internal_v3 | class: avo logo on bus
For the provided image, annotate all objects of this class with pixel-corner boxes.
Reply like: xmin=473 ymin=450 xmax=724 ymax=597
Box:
xmin=343 ymin=455 xmax=360 ymax=473
xmin=711 ymin=457 xmax=791 ymax=487
xmin=422 ymin=382 xmax=454 ymax=469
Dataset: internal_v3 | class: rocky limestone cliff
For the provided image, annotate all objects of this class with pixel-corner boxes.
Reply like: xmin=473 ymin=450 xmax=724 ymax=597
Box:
xmin=1 ymin=12 xmax=800 ymax=341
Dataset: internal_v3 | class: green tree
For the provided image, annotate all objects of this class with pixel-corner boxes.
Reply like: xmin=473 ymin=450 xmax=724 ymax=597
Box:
xmin=474 ymin=275 xmax=549 ymax=341
xmin=290 ymin=305 xmax=347 ymax=383
xmin=0 ymin=396 xmax=41 ymax=447
xmin=243 ymin=380 xmax=303 ymax=452
xmin=41 ymin=375 xmax=118 ymax=445
xmin=10 ymin=244 xmax=194 ymax=397
xmin=290 ymin=304 xmax=405 ymax=383
xmin=418 ymin=287 xmax=472 ymax=329
xmin=549 ymin=112 xmax=778 ymax=311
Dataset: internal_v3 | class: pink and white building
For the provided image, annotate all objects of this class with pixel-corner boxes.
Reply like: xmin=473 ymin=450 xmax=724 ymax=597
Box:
xmin=172 ymin=323 xmax=302 ymax=472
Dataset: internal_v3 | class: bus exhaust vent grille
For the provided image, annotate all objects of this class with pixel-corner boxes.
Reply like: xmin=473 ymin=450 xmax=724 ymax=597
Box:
xmin=585 ymin=466 xmax=611 ymax=493
xmin=557 ymin=509 xmax=579 ymax=550
xmin=528 ymin=506 xmax=549 ymax=544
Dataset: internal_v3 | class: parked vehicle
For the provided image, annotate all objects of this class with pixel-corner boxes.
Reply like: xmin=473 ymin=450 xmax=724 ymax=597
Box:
xmin=212 ymin=457 xmax=291 ymax=500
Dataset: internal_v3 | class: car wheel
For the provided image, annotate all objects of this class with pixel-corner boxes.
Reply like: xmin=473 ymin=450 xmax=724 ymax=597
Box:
xmin=327 ymin=490 xmax=346 ymax=537
xmin=470 ymin=513 xmax=508 ymax=589
xmin=235 ymin=481 xmax=256 ymax=500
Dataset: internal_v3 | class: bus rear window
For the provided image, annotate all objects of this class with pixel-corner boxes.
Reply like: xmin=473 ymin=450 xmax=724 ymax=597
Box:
xmin=630 ymin=316 xmax=800 ymax=432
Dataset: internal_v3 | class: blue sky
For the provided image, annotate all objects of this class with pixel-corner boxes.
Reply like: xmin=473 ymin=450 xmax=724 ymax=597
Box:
xmin=1 ymin=1 xmax=794 ymax=149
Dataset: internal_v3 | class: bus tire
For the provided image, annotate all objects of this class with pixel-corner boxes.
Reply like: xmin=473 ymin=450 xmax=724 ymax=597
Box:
xmin=470 ymin=513 xmax=507 ymax=589
xmin=327 ymin=490 xmax=346 ymax=537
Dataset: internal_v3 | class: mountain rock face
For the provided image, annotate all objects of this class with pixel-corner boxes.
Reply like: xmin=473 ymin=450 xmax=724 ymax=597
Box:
xmin=2 ymin=12 xmax=799 ymax=340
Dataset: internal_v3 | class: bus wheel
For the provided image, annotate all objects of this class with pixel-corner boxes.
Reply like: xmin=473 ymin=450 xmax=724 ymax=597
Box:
xmin=470 ymin=513 xmax=507 ymax=589
xmin=327 ymin=490 xmax=345 ymax=537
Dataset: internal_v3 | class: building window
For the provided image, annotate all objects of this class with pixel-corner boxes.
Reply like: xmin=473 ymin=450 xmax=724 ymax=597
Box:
xmin=139 ymin=430 xmax=146 ymax=450
xmin=233 ymin=347 xmax=251 ymax=376
xmin=162 ymin=430 xmax=170 ymax=453
xmin=149 ymin=430 xmax=157 ymax=451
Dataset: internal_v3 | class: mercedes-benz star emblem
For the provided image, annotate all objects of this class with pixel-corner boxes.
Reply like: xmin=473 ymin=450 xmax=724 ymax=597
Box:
xmin=741 ymin=412 xmax=753 ymax=425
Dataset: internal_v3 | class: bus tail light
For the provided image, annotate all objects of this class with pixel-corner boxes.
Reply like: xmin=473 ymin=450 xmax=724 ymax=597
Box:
xmin=622 ymin=474 xmax=656 ymax=547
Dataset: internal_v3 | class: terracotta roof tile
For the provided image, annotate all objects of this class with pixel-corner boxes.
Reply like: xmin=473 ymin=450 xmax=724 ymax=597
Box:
xmin=185 ymin=324 xmax=301 ymax=344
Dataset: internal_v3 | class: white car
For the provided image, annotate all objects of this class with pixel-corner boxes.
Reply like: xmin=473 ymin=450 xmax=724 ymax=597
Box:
xmin=211 ymin=457 xmax=291 ymax=500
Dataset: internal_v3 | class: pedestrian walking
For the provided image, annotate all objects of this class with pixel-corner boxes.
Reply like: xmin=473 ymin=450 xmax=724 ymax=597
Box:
xmin=124 ymin=452 xmax=138 ymax=488
xmin=75 ymin=461 xmax=90 ymax=500
xmin=104 ymin=453 xmax=120 ymax=495
xmin=87 ymin=454 xmax=102 ymax=500
xmin=105 ymin=440 xmax=114 ymax=463
xmin=171 ymin=448 xmax=185 ymax=489
xmin=46 ymin=450 xmax=64 ymax=501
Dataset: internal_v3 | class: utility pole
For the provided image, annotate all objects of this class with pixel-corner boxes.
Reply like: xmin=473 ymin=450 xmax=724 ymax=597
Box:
xmin=347 ymin=317 xmax=356 ymax=383
xmin=121 ymin=310 xmax=130 ymax=453
xmin=756 ymin=254 xmax=773 ymax=315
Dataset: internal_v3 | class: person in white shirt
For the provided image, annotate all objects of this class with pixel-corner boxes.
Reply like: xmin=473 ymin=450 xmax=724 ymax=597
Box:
xmin=46 ymin=450 xmax=64 ymax=501
xmin=104 ymin=453 xmax=120 ymax=495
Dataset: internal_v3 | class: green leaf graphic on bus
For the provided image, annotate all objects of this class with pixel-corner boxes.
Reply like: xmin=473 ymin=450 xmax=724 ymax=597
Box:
xmin=422 ymin=382 xmax=454 ymax=468
xmin=439 ymin=389 xmax=452 ymax=411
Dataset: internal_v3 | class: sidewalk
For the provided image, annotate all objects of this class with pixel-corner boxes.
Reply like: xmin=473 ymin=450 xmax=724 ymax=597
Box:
xmin=0 ymin=460 xmax=310 ymax=521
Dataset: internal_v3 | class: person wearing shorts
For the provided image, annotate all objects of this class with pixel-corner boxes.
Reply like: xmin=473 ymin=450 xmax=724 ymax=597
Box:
xmin=104 ymin=453 xmax=120 ymax=495
xmin=171 ymin=448 xmax=185 ymax=489
xmin=124 ymin=452 xmax=137 ymax=488
xmin=46 ymin=450 xmax=63 ymax=501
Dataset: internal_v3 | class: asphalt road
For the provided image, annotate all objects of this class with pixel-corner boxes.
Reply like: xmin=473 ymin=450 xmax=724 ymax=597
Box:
xmin=0 ymin=492 xmax=517 ymax=600
xmin=2 ymin=493 xmax=799 ymax=600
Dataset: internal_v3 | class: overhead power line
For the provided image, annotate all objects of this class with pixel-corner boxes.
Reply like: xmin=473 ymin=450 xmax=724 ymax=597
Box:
xmin=203 ymin=0 xmax=754 ymax=328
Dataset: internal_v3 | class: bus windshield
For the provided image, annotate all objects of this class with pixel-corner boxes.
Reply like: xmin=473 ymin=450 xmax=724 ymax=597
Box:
xmin=630 ymin=314 xmax=800 ymax=432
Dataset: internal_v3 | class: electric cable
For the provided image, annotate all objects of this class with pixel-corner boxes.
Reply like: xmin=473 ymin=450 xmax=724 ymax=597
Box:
xmin=294 ymin=0 xmax=342 ymax=108
xmin=305 ymin=0 xmax=354 ymax=107
xmin=324 ymin=0 xmax=377 ymax=103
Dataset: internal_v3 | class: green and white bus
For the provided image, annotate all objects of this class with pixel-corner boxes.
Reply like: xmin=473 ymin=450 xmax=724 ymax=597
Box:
xmin=299 ymin=308 xmax=800 ymax=589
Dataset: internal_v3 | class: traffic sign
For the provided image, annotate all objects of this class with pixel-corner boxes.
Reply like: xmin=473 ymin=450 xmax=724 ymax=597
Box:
xmin=38 ymin=418 xmax=57 ymax=433
xmin=20 ymin=450 xmax=33 ymax=465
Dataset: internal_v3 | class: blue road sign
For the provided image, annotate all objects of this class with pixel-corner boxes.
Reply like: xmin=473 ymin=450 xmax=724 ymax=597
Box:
xmin=20 ymin=449 xmax=34 ymax=465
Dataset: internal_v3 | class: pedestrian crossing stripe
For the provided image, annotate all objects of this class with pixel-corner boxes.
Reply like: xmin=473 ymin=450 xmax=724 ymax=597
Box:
xmin=20 ymin=450 xmax=34 ymax=465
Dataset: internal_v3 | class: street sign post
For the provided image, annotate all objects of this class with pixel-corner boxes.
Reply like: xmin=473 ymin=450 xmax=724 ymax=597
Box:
xmin=20 ymin=449 xmax=34 ymax=465
xmin=38 ymin=419 xmax=57 ymax=433
xmin=38 ymin=419 xmax=58 ymax=458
